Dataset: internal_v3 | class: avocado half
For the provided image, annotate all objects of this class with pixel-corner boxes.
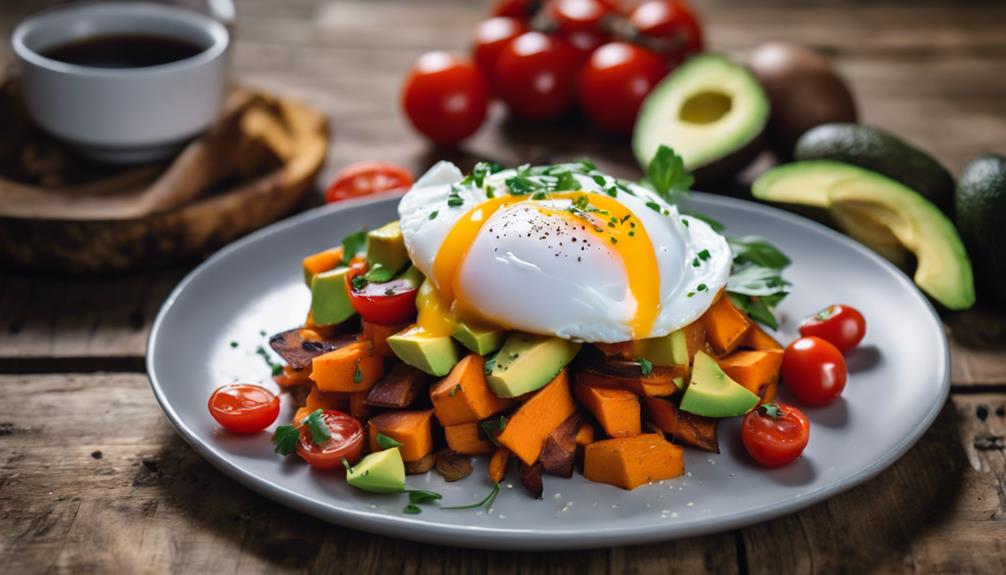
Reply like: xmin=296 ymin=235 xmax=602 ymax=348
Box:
xmin=956 ymin=154 xmax=1006 ymax=306
xmin=753 ymin=160 xmax=975 ymax=310
xmin=633 ymin=54 xmax=769 ymax=184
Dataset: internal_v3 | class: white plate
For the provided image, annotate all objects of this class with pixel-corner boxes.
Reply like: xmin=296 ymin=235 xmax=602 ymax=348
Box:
xmin=147 ymin=192 xmax=948 ymax=550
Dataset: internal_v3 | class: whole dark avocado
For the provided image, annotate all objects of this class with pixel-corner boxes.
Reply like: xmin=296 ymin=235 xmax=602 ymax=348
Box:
xmin=795 ymin=124 xmax=956 ymax=214
xmin=956 ymin=154 xmax=1006 ymax=306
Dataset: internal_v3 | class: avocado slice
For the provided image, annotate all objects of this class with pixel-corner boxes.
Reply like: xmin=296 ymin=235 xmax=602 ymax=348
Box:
xmin=680 ymin=351 xmax=759 ymax=418
xmin=634 ymin=329 xmax=689 ymax=367
xmin=452 ymin=320 xmax=506 ymax=355
xmin=753 ymin=160 xmax=975 ymax=310
xmin=486 ymin=333 xmax=581 ymax=398
xmin=310 ymin=267 xmax=356 ymax=326
xmin=366 ymin=221 xmax=410 ymax=281
xmin=387 ymin=325 xmax=461 ymax=376
xmin=345 ymin=447 xmax=406 ymax=494
xmin=956 ymin=154 xmax=1006 ymax=305
xmin=633 ymin=54 xmax=769 ymax=182
xmin=795 ymin=124 xmax=955 ymax=214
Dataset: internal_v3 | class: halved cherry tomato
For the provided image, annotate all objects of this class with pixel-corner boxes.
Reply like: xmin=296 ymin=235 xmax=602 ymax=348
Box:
xmin=208 ymin=384 xmax=280 ymax=434
xmin=782 ymin=336 xmax=848 ymax=406
xmin=799 ymin=304 xmax=867 ymax=353
xmin=741 ymin=402 xmax=810 ymax=468
xmin=579 ymin=42 xmax=668 ymax=134
xmin=495 ymin=31 xmax=578 ymax=121
xmin=628 ymin=0 xmax=703 ymax=63
xmin=346 ymin=265 xmax=419 ymax=325
xmin=325 ymin=162 xmax=413 ymax=204
xmin=472 ymin=17 xmax=526 ymax=90
xmin=296 ymin=410 xmax=365 ymax=469
xmin=402 ymin=51 xmax=489 ymax=144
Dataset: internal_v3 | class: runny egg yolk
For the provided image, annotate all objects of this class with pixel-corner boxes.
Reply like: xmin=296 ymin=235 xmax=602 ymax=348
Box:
xmin=430 ymin=191 xmax=661 ymax=340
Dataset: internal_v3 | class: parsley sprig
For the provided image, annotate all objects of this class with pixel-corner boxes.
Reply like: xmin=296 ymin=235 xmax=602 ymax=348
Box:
xmin=642 ymin=145 xmax=693 ymax=204
xmin=725 ymin=237 xmax=792 ymax=329
xmin=272 ymin=408 xmax=330 ymax=455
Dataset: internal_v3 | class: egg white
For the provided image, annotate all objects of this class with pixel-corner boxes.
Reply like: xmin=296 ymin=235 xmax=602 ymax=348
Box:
xmin=397 ymin=161 xmax=730 ymax=342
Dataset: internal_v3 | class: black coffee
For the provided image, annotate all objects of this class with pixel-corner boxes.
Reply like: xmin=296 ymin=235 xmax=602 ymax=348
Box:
xmin=43 ymin=34 xmax=205 ymax=69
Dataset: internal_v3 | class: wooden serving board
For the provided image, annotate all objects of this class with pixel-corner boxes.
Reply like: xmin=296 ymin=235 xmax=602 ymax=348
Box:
xmin=0 ymin=79 xmax=329 ymax=273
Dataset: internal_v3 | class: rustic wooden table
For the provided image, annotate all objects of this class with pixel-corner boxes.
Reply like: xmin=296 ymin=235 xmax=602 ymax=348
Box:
xmin=2 ymin=0 xmax=1005 ymax=572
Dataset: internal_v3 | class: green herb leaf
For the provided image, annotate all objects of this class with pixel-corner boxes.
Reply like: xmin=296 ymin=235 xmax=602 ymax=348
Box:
xmin=442 ymin=482 xmax=501 ymax=511
xmin=759 ymin=403 xmax=781 ymax=419
xmin=376 ymin=432 xmax=403 ymax=449
xmin=407 ymin=489 xmax=443 ymax=504
xmin=353 ymin=362 xmax=363 ymax=384
xmin=428 ymin=210 xmax=439 ymax=220
xmin=554 ymin=170 xmax=578 ymax=191
xmin=351 ymin=275 xmax=369 ymax=291
xmin=479 ymin=415 xmax=508 ymax=446
xmin=448 ymin=383 xmax=462 ymax=397
xmin=229 ymin=341 xmax=238 ymax=348
xmin=728 ymin=293 xmax=782 ymax=330
xmin=364 ymin=263 xmax=397 ymax=283
xmin=729 ymin=236 xmax=792 ymax=269
xmin=341 ymin=229 xmax=368 ymax=258
xmin=255 ymin=345 xmax=284 ymax=377
xmin=638 ymin=357 xmax=653 ymax=377
xmin=447 ymin=197 xmax=465 ymax=207
xmin=272 ymin=424 xmax=300 ymax=455
xmin=304 ymin=409 xmax=331 ymax=445
xmin=681 ymin=211 xmax=725 ymax=232
xmin=483 ymin=352 xmax=498 ymax=375
xmin=403 ymin=504 xmax=422 ymax=514
xmin=642 ymin=145 xmax=693 ymax=204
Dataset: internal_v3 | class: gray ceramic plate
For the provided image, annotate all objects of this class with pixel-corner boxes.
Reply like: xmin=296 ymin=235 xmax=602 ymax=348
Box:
xmin=147 ymin=192 xmax=949 ymax=550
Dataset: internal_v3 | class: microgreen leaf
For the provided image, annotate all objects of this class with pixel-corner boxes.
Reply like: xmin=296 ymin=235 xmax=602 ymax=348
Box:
xmin=376 ymin=432 xmax=403 ymax=449
xmin=272 ymin=424 xmax=300 ymax=455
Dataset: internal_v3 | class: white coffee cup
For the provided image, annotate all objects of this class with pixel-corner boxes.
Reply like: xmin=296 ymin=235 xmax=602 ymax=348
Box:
xmin=12 ymin=2 xmax=230 ymax=164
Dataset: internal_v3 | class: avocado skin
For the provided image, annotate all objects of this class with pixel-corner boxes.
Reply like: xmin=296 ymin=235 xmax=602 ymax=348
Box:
xmin=795 ymin=124 xmax=955 ymax=214
xmin=956 ymin=154 xmax=1006 ymax=306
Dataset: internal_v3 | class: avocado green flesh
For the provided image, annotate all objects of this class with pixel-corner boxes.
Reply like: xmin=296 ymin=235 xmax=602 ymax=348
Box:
xmin=310 ymin=267 xmax=356 ymax=326
xmin=487 ymin=333 xmax=581 ymax=398
xmin=366 ymin=221 xmax=410 ymax=278
xmin=346 ymin=448 xmax=406 ymax=494
xmin=632 ymin=329 xmax=689 ymax=366
xmin=752 ymin=161 xmax=975 ymax=310
xmin=956 ymin=154 xmax=1006 ymax=304
xmin=679 ymin=351 xmax=759 ymax=418
xmin=387 ymin=326 xmax=461 ymax=377
xmin=452 ymin=320 xmax=506 ymax=355
xmin=795 ymin=123 xmax=955 ymax=213
xmin=633 ymin=54 xmax=769 ymax=174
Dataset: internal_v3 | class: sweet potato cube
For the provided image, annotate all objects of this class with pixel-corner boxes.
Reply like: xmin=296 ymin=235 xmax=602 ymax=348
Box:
xmin=584 ymin=434 xmax=685 ymax=490
xmin=444 ymin=422 xmax=495 ymax=455
xmin=497 ymin=370 xmax=576 ymax=465
xmin=488 ymin=447 xmax=511 ymax=483
xmin=293 ymin=406 xmax=312 ymax=423
xmin=743 ymin=324 xmax=783 ymax=351
xmin=576 ymin=367 xmax=684 ymax=398
xmin=717 ymin=350 xmax=784 ymax=400
xmin=574 ymin=384 xmax=641 ymax=438
xmin=348 ymin=391 xmax=371 ymax=419
xmin=367 ymin=410 xmax=435 ymax=462
xmin=644 ymin=397 xmax=719 ymax=453
xmin=540 ymin=413 xmax=581 ymax=478
xmin=305 ymin=384 xmax=349 ymax=413
xmin=366 ymin=363 xmax=428 ymax=408
xmin=310 ymin=341 xmax=384 ymax=392
xmin=575 ymin=421 xmax=595 ymax=447
xmin=362 ymin=320 xmax=410 ymax=358
xmin=430 ymin=354 xmax=512 ymax=426
xmin=302 ymin=246 xmax=343 ymax=283
xmin=701 ymin=296 xmax=752 ymax=355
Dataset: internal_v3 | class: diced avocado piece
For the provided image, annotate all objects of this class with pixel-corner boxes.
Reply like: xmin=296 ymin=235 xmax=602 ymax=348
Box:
xmin=346 ymin=447 xmax=405 ymax=494
xmin=397 ymin=265 xmax=425 ymax=289
xmin=680 ymin=351 xmax=759 ymax=418
xmin=310 ymin=267 xmax=355 ymax=326
xmin=956 ymin=154 xmax=1006 ymax=306
xmin=387 ymin=325 xmax=461 ymax=377
xmin=634 ymin=330 xmax=689 ymax=366
xmin=633 ymin=54 xmax=769 ymax=182
xmin=795 ymin=124 xmax=955 ymax=214
xmin=753 ymin=160 xmax=975 ymax=310
xmin=452 ymin=320 xmax=506 ymax=355
xmin=487 ymin=333 xmax=581 ymax=398
xmin=366 ymin=221 xmax=409 ymax=281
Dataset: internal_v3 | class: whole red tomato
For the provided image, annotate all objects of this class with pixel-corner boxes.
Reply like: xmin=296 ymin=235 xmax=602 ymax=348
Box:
xmin=492 ymin=0 xmax=539 ymax=20
xmin=548 ymin=0 xmax=614 ymax=33
xmin=782 ymin=336 xmax=848 ymax=406
xmin=628 ymin=0 xmax=703 ymax=63
xmin=208 ymin=384 xmax=280 ymax=434
xmin=579 ymin=42 xmax=667 ymax=134
xmin=324 ymin=162 xmax=413 ymax=204
xmin=495 ymin=31 xmax=578 ymax=121
xmin=799 ymin=304 xmax=867 ymax=353
xmin=741 ymin=402 xmax=811 ymax=468
xmin=402 ymin=52 xmax=488 ymax=144
xmin=296 ymin=410 xmax=366 ymax=469
xmin=472 ymin=17 xmax=526 ymax=90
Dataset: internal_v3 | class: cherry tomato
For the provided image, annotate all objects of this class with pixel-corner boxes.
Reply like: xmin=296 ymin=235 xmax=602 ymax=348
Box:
xmin=741 ymin=402 xmax=811 ymax=468
xmin=492 ymin=0 xmax=538 ymax=20
xmin=208 ymin=384 xmax=280 ymax=434
xmin=495 ymin=31 xmax=578 ymax=121
xmin=628 ymin=0 xmax=703 ymax=62
xmin=296 ymin=410 xmax=365 ymax=469
xmin=782 ymin=336 xmax=848 ymax=406
xmin=548 ymin=0 xmax=614 ymax=34
xmin=346 ymin=265 xmax=419 ymax=325
xmin=799 ymin=304 xmax=867 ymax=353
xmin=325 ymin=162 xmax=413 ymax=204
xmin=402 ymin=51 xmax=489 ymax=144
xmin=472 ymin=17 xmax=526 ymax=89
xmin=579 ymin=42 xmax=667 ymax=134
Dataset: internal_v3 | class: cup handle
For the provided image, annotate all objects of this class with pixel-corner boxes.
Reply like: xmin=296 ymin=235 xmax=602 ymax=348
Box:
xmin=205 ymin=0 xmax=235 ymax=27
